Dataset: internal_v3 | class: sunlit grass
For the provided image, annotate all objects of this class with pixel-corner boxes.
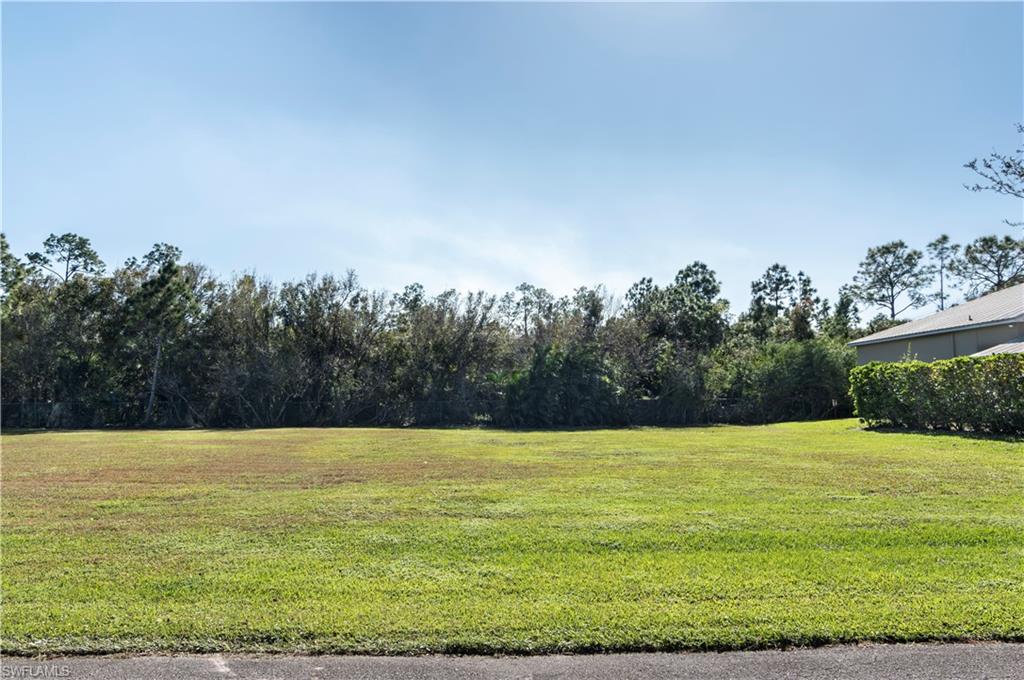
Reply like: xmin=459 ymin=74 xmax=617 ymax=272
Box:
xmin=2 ymin=420 xmax=1022 ymax=654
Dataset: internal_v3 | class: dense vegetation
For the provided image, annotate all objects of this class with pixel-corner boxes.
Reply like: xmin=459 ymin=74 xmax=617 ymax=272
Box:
xmin=850 ymin=355 xmax=1024 ymax=434
xmin=2 ymin=227 xmax=1020 ymax=429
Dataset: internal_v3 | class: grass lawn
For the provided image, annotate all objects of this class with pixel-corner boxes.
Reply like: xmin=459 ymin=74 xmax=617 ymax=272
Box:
xmin=2 ymin=419 xmax=1022 ymax=655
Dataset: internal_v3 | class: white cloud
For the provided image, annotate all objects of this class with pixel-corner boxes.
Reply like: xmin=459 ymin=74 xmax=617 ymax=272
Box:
xmin=150 ymin=117 xmax=871 ymax=310
xmin=165 ymin=120 xmax=626 ymax=296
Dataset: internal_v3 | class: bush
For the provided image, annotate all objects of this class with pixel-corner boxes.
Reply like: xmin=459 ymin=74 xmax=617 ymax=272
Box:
xmin=495 ymin=344 xmax=622 ymax=427
xmin=849 ymin=354 xmax=1024 ymax=434
xmin=707 ymin=338 xmax=856 ymax=424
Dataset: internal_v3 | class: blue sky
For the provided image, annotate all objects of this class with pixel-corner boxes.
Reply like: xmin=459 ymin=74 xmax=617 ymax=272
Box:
xmin=3 ymin=2 xmax=1022 ymax=314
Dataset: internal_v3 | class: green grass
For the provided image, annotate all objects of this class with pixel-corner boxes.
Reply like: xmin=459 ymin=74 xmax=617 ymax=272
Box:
xmin=2 ymin=420 xmax=1022 ymax=655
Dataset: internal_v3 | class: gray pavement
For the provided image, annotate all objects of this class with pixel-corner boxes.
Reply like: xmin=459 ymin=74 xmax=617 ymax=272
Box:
xmin=2 ymin=643 xmax=1022 ymax=680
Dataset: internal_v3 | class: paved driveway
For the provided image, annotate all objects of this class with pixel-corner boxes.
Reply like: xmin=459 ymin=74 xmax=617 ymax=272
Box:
xmin=3 ymin=643 xmax=1022 ymax=680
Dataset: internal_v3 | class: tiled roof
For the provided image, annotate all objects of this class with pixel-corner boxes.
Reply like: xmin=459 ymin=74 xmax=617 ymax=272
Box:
xmin=849 ymin=282 xmax=1024 ymax=347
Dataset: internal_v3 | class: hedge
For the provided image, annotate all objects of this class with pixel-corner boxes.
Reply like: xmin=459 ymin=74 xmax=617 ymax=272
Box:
xmin=849 ymin=354 xmax=1024 ymax=434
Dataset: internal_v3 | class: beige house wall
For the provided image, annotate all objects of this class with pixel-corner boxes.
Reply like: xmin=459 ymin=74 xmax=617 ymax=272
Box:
xmin=854 ymin=322 xmax=1021 ymax=364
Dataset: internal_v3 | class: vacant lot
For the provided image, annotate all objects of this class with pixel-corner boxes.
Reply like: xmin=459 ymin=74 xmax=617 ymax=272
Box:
xmin=2 ymin=420 xmax=1022 ymax=655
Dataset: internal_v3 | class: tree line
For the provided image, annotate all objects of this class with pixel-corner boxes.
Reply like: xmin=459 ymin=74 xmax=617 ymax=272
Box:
xmin=2 ymin=226 xmax=1020 ymax=429
xmin=1 ymin=128 xmax=1021 ymax=429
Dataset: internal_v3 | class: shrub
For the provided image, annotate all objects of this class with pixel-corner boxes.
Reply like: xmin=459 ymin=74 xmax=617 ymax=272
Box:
xmin=707 ymin=338 xmax=856 ymax=423
xmin=495 ymin=344 xmax=622 ymax=427
xmin=849 ymin=354 xmax=1024 ymax=434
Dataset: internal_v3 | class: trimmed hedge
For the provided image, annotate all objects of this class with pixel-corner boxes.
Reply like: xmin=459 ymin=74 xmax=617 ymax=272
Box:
xmin=849 ymin=354 xmax=1024 ymax=434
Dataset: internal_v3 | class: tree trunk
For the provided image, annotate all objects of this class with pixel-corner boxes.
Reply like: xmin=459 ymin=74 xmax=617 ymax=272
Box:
xmin=144 ymin=335 xmax=162 ymax=423
xmin=938 ymin=265 xmax=946 ymax=310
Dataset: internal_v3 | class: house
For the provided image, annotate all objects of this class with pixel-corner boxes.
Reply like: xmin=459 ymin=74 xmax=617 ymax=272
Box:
xmin=849 ymin=282 xmax=1024 ymax=364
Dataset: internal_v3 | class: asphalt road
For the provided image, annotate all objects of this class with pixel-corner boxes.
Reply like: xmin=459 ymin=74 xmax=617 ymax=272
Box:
xmin=3 ymin=643 xmax=1022 ymax=680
